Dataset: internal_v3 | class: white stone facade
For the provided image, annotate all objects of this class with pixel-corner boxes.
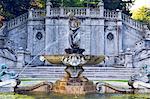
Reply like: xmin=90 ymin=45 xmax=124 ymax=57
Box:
xmin=0 ymin=1 xmax=150 ymax=68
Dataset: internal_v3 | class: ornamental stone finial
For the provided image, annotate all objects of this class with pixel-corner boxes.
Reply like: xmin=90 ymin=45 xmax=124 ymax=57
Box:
xmin=46 ymin=0 xmax=52 ymax=6
xmin=97 ymin=0 xmax=104 ymax=6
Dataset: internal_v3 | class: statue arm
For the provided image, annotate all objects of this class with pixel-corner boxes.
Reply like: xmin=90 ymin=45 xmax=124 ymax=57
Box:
xmin=0 ymin=70 xmax=6 ymax=76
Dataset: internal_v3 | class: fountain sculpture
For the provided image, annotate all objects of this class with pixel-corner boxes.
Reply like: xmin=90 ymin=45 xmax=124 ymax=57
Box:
xmin=41 ymin=13 xmax=105 ymax=94
xmin=0 ymin=64 xmax=20 ymax=92
xmin=128 ymin=65 xmax=150 ymax=89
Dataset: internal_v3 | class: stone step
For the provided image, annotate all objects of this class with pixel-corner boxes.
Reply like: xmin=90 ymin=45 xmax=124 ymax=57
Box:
xmin=10 ymin=68 xmax=139 ymax=72
xmin=10 ymin=66 xmax=139 ymax=81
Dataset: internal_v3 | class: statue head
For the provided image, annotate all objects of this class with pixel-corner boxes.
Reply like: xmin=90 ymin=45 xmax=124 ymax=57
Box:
xmin=67 ymin=12 xmax=74 ymax=19
xmin=10 ymin=71 xmax=16 ymax=77
xmin=1 ymin=64 xmax=8 ymax=69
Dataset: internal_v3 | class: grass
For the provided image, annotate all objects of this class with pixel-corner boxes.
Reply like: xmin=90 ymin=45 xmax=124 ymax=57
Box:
xmin=94 ymin=80 xmax=128 ymax=82
xmin=20 ymin=78 xmax=128 ymax=83
xmin=20 ymin=78 xmax=48 ymax=81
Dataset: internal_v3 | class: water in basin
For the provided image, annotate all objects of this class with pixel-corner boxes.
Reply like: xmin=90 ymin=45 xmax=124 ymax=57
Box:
xmin=1 ymin=93 xmax=150 ymax=99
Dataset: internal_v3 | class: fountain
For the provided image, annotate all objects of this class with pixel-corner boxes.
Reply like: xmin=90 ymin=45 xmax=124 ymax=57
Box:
xmin=40 ymin=13 xmax=105 ymax=94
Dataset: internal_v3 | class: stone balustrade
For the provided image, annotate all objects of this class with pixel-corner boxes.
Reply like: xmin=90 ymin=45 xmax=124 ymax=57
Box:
xmin=47 ymin=7 xmax=120 ymax=19
xmin=122 ymin=13 xmax=143 ymax=31
xmin=49 ymin=7 xmax=89 ymax=17
xmin=6 ymin=7 xmax=144 ymax=31
xmin=49 ymin=8 xmax=60 ymax=16
xmin=7 ymin=13 xmax=28 ymax=30
xmin=104 ymin=10 xmax=118 ymax=19
xmin=63 ymin=7 xmax=87 ymax=16
xmin=32 ymin=9 xmax=46 ymax=19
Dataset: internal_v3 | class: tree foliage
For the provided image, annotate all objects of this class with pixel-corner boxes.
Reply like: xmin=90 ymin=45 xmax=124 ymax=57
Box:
xmin=0 ymin=0 xmax=134 ymax=20
xmin=131 ymin=6 xmax=150 ymax=22
xmin=131 ymin=6 xmax=150 ymax=29
xmin=0 ymin=0 xmax=31 ymax=20
xmin=103 ymin=0 xmax=134 ymax=15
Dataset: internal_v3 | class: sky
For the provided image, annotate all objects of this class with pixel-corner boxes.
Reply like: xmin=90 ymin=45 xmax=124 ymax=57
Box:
xmin=131 ymin=0 xmax=150 ymax=10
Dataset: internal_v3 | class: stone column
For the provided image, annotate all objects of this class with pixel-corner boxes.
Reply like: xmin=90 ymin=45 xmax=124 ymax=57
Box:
xmin=98 ymin=1 xmax=104 ymax=18
xmin=45 ymin=1 xmax=53 ymax=55
xmin=28 ymin=8 xmax=34 ymax=19
xmin=46 ymin=0 xmax=52 ymax=17
xmin=60 ymin=7 xmax=64 ymax=17
xmin=86 ymin=8 xmax=90 ymax=17
xmin=16 ymin=47 xmax=31 ymax=68
xmin=27 ymin=8 xmax=34 ymax=55
xmin=124 ymin=48 xmax=133 ymax=68
xmin=116 ymin=9 xmax=123 ymax=54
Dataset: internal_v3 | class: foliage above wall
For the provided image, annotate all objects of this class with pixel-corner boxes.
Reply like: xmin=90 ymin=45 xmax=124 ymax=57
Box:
xmin=0 ymin=0 xmax=134 ymax=20
xmin=131 ymin=6 xmax=150 ymax=29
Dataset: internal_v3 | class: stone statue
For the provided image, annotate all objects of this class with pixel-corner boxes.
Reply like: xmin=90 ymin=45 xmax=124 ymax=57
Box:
xmin=0 ymin=64 xmax=17 ymax=81
xmin=65 ymin=12 xmax=85 ymax=54
xmin=0 ymin=64 xmax=20 ymax=88
xmin=68 ymin=12 xmax=81 ymax=49
xmin=128 ymin=65 xmax=150 ymax=88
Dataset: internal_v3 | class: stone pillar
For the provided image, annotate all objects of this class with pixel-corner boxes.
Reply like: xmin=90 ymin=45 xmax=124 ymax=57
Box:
xmin=28 ymin=8 xmax=34 ymax=20
xmin=0 ymin=22 xmax=6 ymax=48
xmin=27 ymin=8 xmax=34 ymax=55
xmin=144 ymin=24 xmax=150 ymax=40
xmin=116 ymin=9 xmax=122 ymax=21
xmin=16 ymin=47 xmax=31 ymax=68
xmin=86 ymin=8 xmax=90 ymax=17
xmin=124 ymin=48 xmax=133 ymax=68
xmin=116 ymin=9 xmax=123 ymax=54
xmin=60 ymin=7 xmax=64 ymax=16
xmin=98 ymin=1 xmax=104 ymax=18
xmin=46 ymin=0 xmax=52 ymax=17
xmin=45 ymin=1 xmax=54 ymax=55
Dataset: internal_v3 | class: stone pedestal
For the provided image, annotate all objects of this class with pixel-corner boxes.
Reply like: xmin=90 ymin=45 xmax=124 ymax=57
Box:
xmin=125 ymin=50 xmax=133 ymax=68
xmin=16 ymin=48 xmax=31 ymax=68
xmin=53 ymin=74 xmax=96 ymax=95
xmin=52 ymin=64 xmax=96 ymax=95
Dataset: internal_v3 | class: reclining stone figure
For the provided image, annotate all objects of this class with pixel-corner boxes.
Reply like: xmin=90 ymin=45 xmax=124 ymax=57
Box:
xmin=128 ymin=65 xmax=150 ymax=88
xmin=0 ymin=64 xmax=20 ymax=87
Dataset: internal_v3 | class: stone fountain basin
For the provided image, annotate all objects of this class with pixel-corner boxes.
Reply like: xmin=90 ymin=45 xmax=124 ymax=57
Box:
xmin=42 ymin=55 xmax=105 ymax=65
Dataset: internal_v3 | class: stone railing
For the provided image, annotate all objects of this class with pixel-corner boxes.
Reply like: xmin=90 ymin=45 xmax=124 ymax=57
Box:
xmin=7 ymin=13 xmax=28 ymax=30
xmin=122 ymin=13 xmax=143 ymax=30
xmin=49 ymin=8 xmax=60 ymax=16
xmin=63 ymin=7 xmax=87 ymax=16
xmin=32 ymin=9 xmax=46 ymax=19
xmin=90 ymin=8 xmax=100 ymax=17
xmin=6 ymin=7 xmax=144 ymax=31
xmin=48 ymin=7 xmax=101 ymax=17
xmin=104 ymin=10 xmax=118 ymax=19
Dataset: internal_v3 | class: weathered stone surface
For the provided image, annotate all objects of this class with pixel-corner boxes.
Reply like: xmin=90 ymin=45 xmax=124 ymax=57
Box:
xmin=0 ymin=1 xmax=149 ymax=68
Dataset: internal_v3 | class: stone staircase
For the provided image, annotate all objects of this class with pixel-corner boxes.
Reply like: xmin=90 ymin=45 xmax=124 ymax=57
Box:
xmin=9 ymin=66 xmax=139 ymax=82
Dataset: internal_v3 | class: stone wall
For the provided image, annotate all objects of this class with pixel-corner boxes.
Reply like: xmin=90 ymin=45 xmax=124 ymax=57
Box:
xmin=1 ymin=1 xmax=149 ymax=68
xmin=6 ymin=23 xmax=28 ymax=51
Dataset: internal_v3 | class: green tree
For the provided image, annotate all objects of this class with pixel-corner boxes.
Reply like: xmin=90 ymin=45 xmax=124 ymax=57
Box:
xmin=30 ymin=0 xmax=46 ymax=8
xmin=103 ymin=0 xmax=134 ymax=15
xmin=131 ymin=6 xmax=150 ymax=29
xmin=0 ymin=0 xmax=134 ymax=20
xmin=0 ymin=0 xmax=31 ymax=20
